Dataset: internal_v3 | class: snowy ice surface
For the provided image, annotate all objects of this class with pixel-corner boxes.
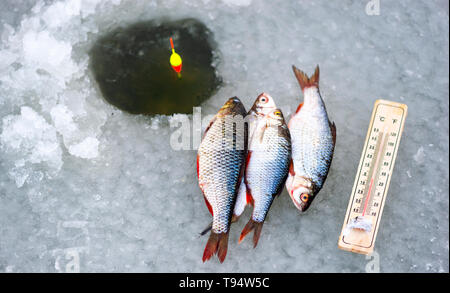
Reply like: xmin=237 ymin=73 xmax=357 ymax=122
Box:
xmin=0 ymin=0 xmax=448 ymax=272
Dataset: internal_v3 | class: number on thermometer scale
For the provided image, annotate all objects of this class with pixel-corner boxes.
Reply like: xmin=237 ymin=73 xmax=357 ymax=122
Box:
xmin=355 ymin=114 xmax=401 ymax=219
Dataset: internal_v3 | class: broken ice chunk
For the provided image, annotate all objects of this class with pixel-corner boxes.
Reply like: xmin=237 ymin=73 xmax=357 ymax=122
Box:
xmin=68 ymin=137 xmax=99 ymax=159
xmin=0 ymin=106 xmax=63 ymax=187
xmin=22 ymin=31 xmax=77 ymax=83
xmin=50 ymin=104 xmax=77 ymax=136
xmin=0 ymin=106 xmax=62 ymax=169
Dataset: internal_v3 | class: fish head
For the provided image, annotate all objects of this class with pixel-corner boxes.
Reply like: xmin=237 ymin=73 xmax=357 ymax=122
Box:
xmin=291 ymin=188 xmax=313 ymax=212
xmin=266 ymin=108 xmax=285 ymax=126
xmin=219 ymin=97 xmax=246 ymax=116
xmin=289 ymin=177 xmax=314 ymax=212
xmin=250 ymin=93 xmax=277 ymax=117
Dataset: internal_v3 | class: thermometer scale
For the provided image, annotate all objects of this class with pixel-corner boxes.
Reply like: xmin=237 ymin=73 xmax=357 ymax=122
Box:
xmin=338 ymin=99 xmax=408 ymax=255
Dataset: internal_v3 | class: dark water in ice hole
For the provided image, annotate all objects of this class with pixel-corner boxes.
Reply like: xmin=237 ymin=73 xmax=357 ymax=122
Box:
xmin=89 ymin=18 xmax=222 ymax=115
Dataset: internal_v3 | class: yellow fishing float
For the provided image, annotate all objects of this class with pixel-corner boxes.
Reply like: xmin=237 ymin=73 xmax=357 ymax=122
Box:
xmin=170 ymin=37 xmax=182 ymax=78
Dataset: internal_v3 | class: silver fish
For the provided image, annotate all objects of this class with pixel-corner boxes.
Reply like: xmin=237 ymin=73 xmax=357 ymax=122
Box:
xmin=286 ymin=65 xmax=336 ymax=212
xmin=233 ymin=93 xmax=278 ymax=220
xmin=197 ymin=97 xmax=248 ymax=263
xmin=238 ymin=108 xmax=291 ymax=247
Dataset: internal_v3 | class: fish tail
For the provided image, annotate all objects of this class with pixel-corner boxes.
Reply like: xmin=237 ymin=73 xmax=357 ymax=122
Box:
xmin=217 ymin=232 xmax=229 ymax=263
xmin=202 ymin=231 xmax=229 ymax=263
xmin=238 ymin=219 xmax=264 ymax=248
xmin=292 ymin=65 xmax=320 ymax=90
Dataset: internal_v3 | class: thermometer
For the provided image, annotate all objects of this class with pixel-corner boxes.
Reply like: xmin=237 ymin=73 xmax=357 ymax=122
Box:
xmin=338 ymin=99 xmax=408 ymax=255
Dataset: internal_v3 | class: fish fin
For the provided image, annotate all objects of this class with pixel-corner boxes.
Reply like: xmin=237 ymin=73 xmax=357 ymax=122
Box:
xmin=260 ymin=125 xmax=268 ymax=143
xmin=196 ymin=155 xmax=200 ymax=178
xmin=330 ymin=121 xmax=337 ymax=146
xmin=244 ymin=151 xmax=253 ymax=206
xmin=289 ymin=160 xmax=295 ymax=176
xmin=246 ymin=189 xmax=254 ymax=206
xmin=203 ymin=195 xmax=214 ymax=216
xmin=311 ymin=65 xmax=320 ymax=86
xmin=199 ymin=222 xmax=212 ymax=236
xmin=217 ymin=232 xmax=229 ymax=263
xmin=292 ymin=65 xmax=320 ymax=91
xmin=245 ymin=151 xmax=252 ymax=172
xmin=239 ymin=219 xmax=264 ymax=248
xmin=202 ymin=231 xmax=229 ymax=263
xmin=285 ymin=174 xmax=294 ymax=195
xmin=295 ymin=102 xmax=304 ymax=113
xmin=252 ymin=221 xmax=264 ymax=248
xmin=202 ymin=232 xmax=219 ymax=262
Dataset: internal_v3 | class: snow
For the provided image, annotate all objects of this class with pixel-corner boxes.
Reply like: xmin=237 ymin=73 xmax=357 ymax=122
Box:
xmin=1 ymin=106 xmax=62 ymax=187
xmin=67 ymin=137 xmax=99 ymax=159
xmin=0 ymin=0 xmax=448 ymax=273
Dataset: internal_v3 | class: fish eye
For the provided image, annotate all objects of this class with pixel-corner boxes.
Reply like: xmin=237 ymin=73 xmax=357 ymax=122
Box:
xmin=260 ymin=96 xmax=268 ymax=103
xmin=300 ymin=193 xmax=309 ymax=202
xmin=274 ymin=111 xmax=281 ymax=116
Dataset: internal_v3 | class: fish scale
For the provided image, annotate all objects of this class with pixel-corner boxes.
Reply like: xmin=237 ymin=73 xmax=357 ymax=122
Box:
xmin=290 ymin=104 xmax=333 ymax=189
xmin=233 ymin=93 xmax=279 ymax=220
xmin=197 ymin=97 xmax=247 ymax=263
xmin=286 ymin=65 xmax=336 ymax=212
xmin=199 ymin=118 xmax=245 ymax=232
xmin=247 ymin=124 xmax=291 ymax=222
xmin=238 ymin=105 xmax=291 ymax=248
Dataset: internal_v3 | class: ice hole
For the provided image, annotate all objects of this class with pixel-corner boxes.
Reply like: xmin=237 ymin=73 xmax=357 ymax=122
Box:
xmin=89 ymin=18 xmax=222 ymax=115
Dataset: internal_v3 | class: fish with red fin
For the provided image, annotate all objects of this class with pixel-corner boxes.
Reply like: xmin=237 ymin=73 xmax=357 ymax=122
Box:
xmin=197 ymin=97 xmax=248 ymax=263
xmin=233 ymin=93 xmax=278 ymax=221
xmin=236 ymin=98 xmax=291 ymax=247
xmin=286 ymin=65 xmax=336 ymax=212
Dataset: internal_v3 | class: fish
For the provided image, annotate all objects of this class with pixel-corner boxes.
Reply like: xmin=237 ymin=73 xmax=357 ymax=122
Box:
xmin=199 ymin=93 xmax=276 ymax=236
xmin=197 ymin=97 xmax=248 ymax=263
xmin=233 ymin=93 xmax=278 ymax=221
xmin=238 ymin=107 xmax=291 ymax=247
xmin=286 ymin=65 xmax=336 ymax=212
